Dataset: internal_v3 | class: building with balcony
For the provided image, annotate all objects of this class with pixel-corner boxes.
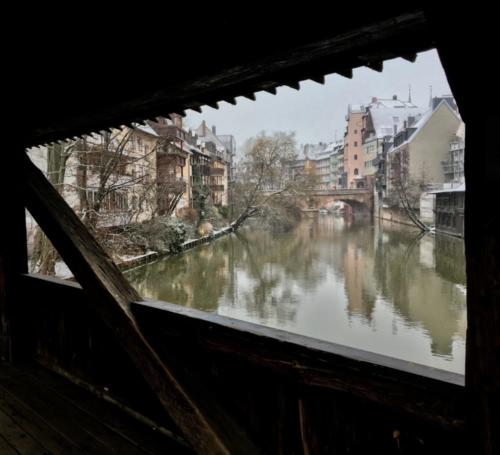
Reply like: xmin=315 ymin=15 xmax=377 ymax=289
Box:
xmin=330 ymin=140 xmax=344 ymax=189
xmin=195 ymin=121 xmax=233 ymax=206
xmin=362 ymin=95 xmax=426 ymax=191
xmin=442 ymin=123 xmax=465 ymax=185
xmin=386 ymin=99 xmax=462 ymax=209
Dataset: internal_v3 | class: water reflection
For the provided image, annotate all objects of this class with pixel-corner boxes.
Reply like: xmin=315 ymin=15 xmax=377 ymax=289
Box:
xmin=128 ymin=216 xmax=466 ymax=373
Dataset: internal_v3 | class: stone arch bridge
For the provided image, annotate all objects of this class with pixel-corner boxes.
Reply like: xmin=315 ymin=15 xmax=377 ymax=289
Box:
xmin=301 ymin=189 xmax=374 ymax=215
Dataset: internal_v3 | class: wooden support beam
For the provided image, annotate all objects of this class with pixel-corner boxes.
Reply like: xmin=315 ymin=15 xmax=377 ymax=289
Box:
xmin=20 ymin=152 xmax=261 ymax=455
xmin=0 ymin=150 xmax=29 ymax=362
xmin=426 ymin=7 xmax=500 ymax=455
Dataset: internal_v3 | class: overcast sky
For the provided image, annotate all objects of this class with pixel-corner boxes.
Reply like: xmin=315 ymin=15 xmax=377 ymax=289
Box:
xmin=184 ymin=49 xmax=452 ymax=155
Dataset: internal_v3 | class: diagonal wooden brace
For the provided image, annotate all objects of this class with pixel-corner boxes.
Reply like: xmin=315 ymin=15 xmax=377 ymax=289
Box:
xmin=20 ymin=151 xmax=261 ymax=455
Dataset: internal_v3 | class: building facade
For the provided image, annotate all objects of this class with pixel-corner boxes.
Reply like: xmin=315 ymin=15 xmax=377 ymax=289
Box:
xmin=386 ymin=100 xmax=462 ymax=209
xmin=344 ymin=105 xmax=365 ymax=188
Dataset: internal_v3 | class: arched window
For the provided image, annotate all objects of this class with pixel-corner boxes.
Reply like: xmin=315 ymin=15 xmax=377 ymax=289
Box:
xmin=354 ymin=154 xmax=358 ymax=160
xmin=354 ymin=168 xmax=359 ymax=175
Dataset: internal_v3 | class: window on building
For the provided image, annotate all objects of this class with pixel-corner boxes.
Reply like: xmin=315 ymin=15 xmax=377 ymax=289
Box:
xmin=354 ymin=141 xmax=358 ymax=146
xmin=354 ymin=168 xmax=359 ymax=176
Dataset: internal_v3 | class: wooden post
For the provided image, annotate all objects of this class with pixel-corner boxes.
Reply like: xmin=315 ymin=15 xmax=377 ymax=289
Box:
xmin=20 ymin=152 xmax=261 ymax=454
xmin=0 ymin=149 xmax=29 ymax=362
xmin=428 ymin=7 xmax=500 ymax=454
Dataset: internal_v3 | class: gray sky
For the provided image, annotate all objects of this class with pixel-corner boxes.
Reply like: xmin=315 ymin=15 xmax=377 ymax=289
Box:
xmin=184 ymin=49 xmax=452 ymax=155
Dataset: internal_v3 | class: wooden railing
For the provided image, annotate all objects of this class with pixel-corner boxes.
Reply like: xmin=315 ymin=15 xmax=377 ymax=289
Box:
xmin=20 ymin=273 xmax=465 ymax=454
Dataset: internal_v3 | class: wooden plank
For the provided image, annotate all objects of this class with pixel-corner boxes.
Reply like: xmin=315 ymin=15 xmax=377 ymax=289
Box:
xmin=0 ymin=149 xmax=29 ymax=362
xmin=18 ymin=274 xmax=465 ymax=432
xmin=426 ymin=7 xmax=500 ymax=454
xmin=0 ymin=408 xmax=49 ymax=454
xmin=0 ymin=435 xmax=18 ymax=455
xmin=0 ymin=372 xmax=148 ymax=455
xmin=133 ymin=299 xmax=465 ymax=432
xmin=0 ymin=378 xmax=117 ymax=454
xmin=20 ymin=153 xmax=261 ymax=455
xmin=19 ymin=365 xmax=192 ymax=455
xmin=0 ymin=368 xmax=153 ymax=455
xmin=0 ymin=388 xmax=80 ymax=454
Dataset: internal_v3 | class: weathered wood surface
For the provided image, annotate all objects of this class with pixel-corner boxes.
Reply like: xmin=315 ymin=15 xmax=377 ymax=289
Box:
xmin=21 ymin=8 xmax=433 ymax=148
xmin=0 ymin=362 xmax=191 ymax=454
xmin=20 ymin=153 xmax=261 ymax=454
xmin=426 ymin=7 xmax=500 ymax=454
xmin=0 ymin=150 xmax=28 ymax=362
xmin=20 ymin=273 xmax=466 ymax=454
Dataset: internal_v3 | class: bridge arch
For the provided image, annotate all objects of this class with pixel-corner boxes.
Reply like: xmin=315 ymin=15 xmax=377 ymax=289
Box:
xmin=309 ymin=190 xmax=373 ymax=216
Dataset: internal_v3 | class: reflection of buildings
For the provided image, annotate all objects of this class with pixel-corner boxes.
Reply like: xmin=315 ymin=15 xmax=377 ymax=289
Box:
xmin=130 ymin=216 xmax=466 ymax=361
xmin=435 ymin=234 xmax=466 ymax=284
xmin=373 ymin=220 xmax=466 ymax=357
xmin=342 ymin=229 xmax=377 ymax=322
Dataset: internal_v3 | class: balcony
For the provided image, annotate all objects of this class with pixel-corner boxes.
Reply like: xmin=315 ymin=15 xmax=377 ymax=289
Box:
xmin=441 ymin=160 xmax=464 ymax=175
xmin=209 ymin=167 xmax=225 ymax=176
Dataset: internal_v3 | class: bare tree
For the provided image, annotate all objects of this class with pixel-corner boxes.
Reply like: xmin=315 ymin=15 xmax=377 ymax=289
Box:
xmin=31 ymin=141 xmax=76 ymax=274
xmin=388 ymin=149 xmax=430 ymax=232
xmin=29 ymin=123 xmax=194 ymax=275
xmin=231 ymin=131 xmax=314 ymax=230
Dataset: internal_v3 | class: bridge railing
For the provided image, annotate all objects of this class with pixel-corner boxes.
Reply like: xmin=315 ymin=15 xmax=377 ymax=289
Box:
xmin=314 ymin=188 xmax=372 ymax=195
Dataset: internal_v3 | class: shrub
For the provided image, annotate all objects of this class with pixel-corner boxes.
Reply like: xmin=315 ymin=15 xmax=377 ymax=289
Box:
xmin=177 ymin=207 xmax=199 ymax=224
xmin=126 ymin=217 xmax=187 ymax=254
xmin=217 ymin=205 xmax=230 ymax=219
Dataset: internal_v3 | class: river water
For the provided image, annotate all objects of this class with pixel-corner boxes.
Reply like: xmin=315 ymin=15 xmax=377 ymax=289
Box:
xmin=128 ymin=215 xmax=466 ymax=374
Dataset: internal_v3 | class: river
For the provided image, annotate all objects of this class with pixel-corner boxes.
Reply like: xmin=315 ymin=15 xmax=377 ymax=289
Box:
xmin=127 ymin=215 xmax=466 ymax=374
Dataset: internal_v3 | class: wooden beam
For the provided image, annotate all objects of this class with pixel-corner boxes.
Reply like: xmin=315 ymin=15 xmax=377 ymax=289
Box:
xmin=20 ymin=153 xmax=261 ymax=454
xmin=336 ymin=68 xmax=353 ymax=79
xmin=426 ymin=7 xmax=500 ymax=454
xmin=18 ymin=274 xmax=466 ymax=431
xmin=21 ymin=10 xmax=434 ymax=148
xmin=310 ymin=74 xmax=325 ymax=85
xmin=0 ymin=150 xmax=29 ymax=362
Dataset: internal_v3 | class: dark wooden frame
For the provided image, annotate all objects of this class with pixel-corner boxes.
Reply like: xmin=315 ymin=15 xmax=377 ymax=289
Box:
xmin=2 ymin=6 xmax=498 ymax=453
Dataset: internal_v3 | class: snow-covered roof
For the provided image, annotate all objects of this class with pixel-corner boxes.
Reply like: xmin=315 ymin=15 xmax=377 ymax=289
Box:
xmin=348 ymin=104 xmax=365 ymax=113
xmin=388 ymin=99 xmax=461 ymax=152
xmin=369 ymin=98 xmax=418 ymax=109
xmin=368 ymin=105 xmax=427 ymax=139
xmin=133 ymin=123 xmax=159 ymax=137
xmin=196 ymin=122 xmax=227 ymax=151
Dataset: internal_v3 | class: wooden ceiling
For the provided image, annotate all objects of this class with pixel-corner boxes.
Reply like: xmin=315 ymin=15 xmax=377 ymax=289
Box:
xmin=17 ymin=7 xmax=434 ymax=148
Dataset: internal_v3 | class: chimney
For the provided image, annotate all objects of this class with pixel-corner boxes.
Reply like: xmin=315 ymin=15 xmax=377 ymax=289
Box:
xmin=392 ymin=94 xmax=398 ymax=100
xmin=172 ymin=114 xmax=182 ymax=129
xmin=212 ymin=125 xmax=216 ymax=135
